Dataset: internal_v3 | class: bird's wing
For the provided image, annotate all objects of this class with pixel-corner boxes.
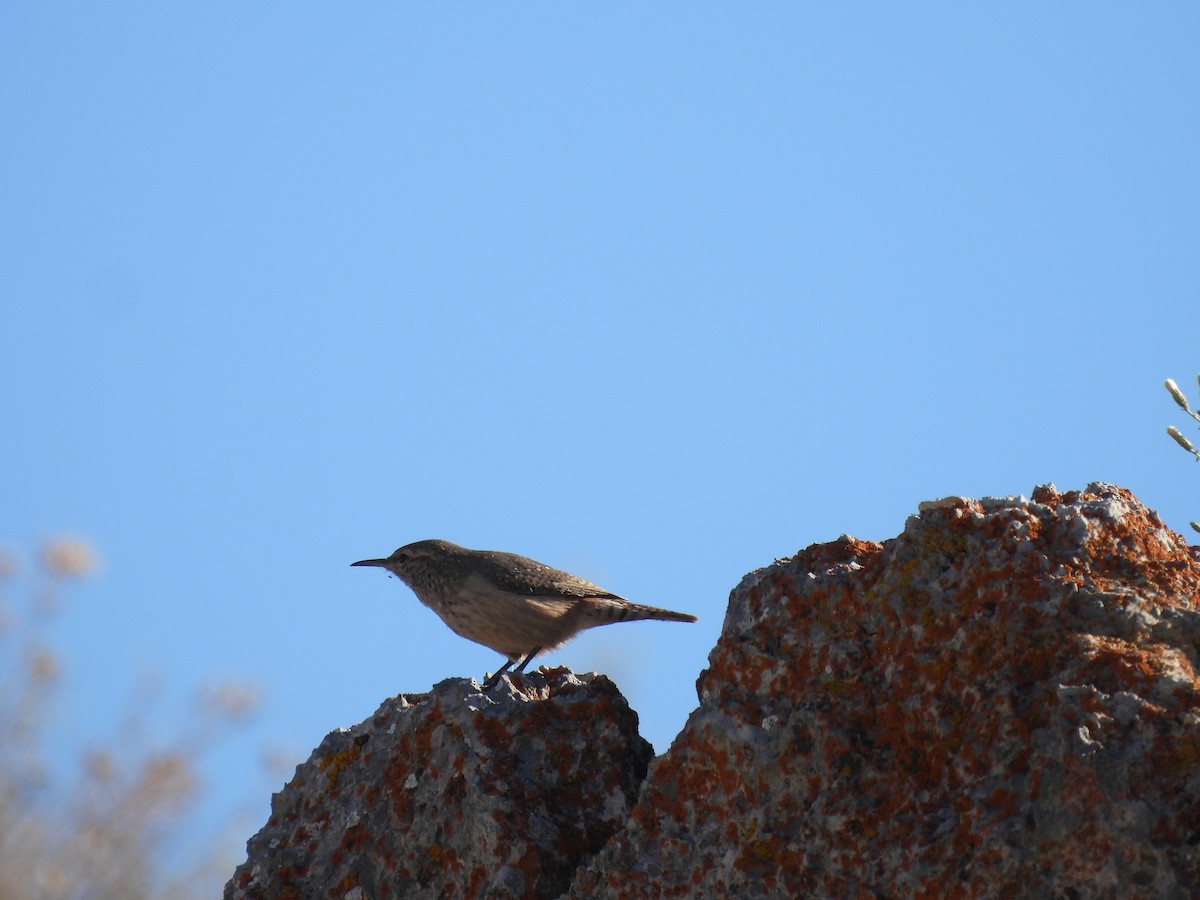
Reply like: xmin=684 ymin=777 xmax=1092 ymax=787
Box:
xmin=478 ymin=551 xmax=627 ymax=602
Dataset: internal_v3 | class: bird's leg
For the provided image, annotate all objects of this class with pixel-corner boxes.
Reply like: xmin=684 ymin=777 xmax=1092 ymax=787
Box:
xmin=482 ymin=646 xmax=542 ymax=689
xmin=513 ymin=646 xmax=542 ymax=675
xmin=482 ymin=659 xmax=516 ymax=690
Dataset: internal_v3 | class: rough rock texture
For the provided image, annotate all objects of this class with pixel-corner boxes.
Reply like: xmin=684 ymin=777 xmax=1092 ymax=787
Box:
xmin=570 ymin=483 xmax=1200 ymax=898
xmin=224 ymin=669 xmax=652 ymax=899
xmin=228 ymin=483 xmax=1200 ymax=899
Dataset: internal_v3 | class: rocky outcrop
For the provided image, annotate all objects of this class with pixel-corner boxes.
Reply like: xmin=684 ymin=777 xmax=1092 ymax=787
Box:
xmin=224 ymin=672 xmax=652 ymax=899
xmin=227 ymin=483 xmax=1200 ymax=898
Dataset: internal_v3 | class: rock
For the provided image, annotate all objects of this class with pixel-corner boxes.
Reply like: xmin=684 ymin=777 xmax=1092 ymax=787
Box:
xmin=228 ymin=483 xmax=1200 ymax=898
xmin=569 ymin=483 xmax=1200 ymax=897
xmin=224 ymin=669 xmax=652 ymax=900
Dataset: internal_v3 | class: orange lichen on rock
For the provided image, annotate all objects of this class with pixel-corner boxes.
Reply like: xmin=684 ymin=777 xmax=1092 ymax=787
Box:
xmin=225 ymin=671 xmax=651 ymax=899
xmin=569 ymin=483 xmax=1200 ymax=898
xmin=228 ymin=483 xmax=1200 ymax=899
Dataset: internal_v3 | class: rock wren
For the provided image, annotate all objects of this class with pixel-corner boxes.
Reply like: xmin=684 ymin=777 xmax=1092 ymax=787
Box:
xmin=352 ymin=539 xmax=698 ymax=688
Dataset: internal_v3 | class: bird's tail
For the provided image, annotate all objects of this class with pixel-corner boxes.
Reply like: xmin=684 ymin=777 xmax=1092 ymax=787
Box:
xmin=593 ymin=600 xmax=698 ymax=625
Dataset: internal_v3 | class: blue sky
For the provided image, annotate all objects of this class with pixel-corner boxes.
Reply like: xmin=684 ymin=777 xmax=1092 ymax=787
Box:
xmin=3 ymin=2 xmax=1198 ymax=886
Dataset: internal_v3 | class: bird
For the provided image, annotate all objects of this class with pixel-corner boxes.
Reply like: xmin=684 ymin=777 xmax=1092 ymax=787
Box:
xmin=351 ymin=539 xmax=698 ymax=688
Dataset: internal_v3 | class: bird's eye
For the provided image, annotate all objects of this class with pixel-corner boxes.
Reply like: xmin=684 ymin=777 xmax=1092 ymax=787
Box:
xmin=393 ymin=551 xmax=409 ymax=563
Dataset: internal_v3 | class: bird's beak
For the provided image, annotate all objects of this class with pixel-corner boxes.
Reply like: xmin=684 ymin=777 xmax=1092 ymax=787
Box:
xmin=351 ymin=558 xmax=388 ymax=568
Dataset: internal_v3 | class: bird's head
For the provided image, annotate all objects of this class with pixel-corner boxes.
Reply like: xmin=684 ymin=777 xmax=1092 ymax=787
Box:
xmin=351 ymin=539 xmax=465 ymax=594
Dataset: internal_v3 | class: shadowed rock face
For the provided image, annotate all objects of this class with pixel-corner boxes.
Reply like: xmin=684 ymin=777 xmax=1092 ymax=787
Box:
xmin=224 ymin=671 xmax=652 ymax=900
xmin=229 ymin=483 xmax=1200 ymax=899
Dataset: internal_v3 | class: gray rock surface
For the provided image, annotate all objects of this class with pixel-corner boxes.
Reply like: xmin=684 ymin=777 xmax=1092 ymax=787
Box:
xmin=228 ymin=484 xmax=1200 ymax=898
xmin=224 ymin=669 xmax=651 ymax=899
xmin=569 ymin=483 xmax=1200 ymax=897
